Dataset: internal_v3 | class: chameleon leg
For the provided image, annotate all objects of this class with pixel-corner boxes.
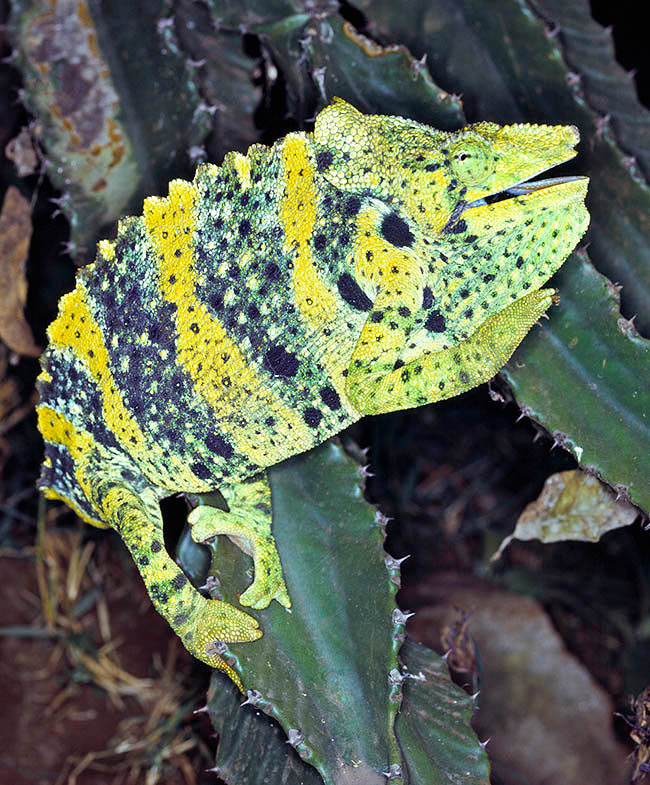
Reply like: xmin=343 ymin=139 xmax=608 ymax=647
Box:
xmin=188 ymin=472 xmax=291 ymax=611
xmin=347 ymin=288 xmax=556 ymax=415
xmin=89 ymin=475 xmax=260 ymax=686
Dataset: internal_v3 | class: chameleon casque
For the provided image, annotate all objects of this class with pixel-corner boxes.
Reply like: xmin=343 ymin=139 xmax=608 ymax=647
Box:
xmin=37 ymin=99 xmax=589 ymax=686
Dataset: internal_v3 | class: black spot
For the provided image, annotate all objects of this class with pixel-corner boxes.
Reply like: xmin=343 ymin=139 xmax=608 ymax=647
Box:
xmin=345 ymin=197 xmax=361 ymax=216
xmin=422 ymin=286 xmax=433 ymax=309
xmin=248 ymin=304 xmax=260 ymax=320
xmin=371 ymin=310 xmax=384 ymax=323
xmin=139 ymin=556 xmax=149 ymax=566
xmin=483 ymin=274 xmax=495 ymax=283
xmin=239 ymin=219 xmax=251 ymax=236
xmin=448 ymin=219 xmax=467 ymax=234
xmin=337 ymin=273 xmax=372 ymax=311
xmin=190 ymin=323 xmax=199 ymax=334
xmin=265 ymin=262 xmax=280 ymax=280
xmin=425 ymin=310 xmax=446 ymax=333
xmin=464 ymin=308 xmax=473 ymax=319
xmin=169 ymin=274 xmax=177 ymax=284
xmin=397 ymin=306 xmax=411 ymax=318
xmin=172 ymin=573 xmax=188 ymax=590
xmin=465 ymin=234 xmax=478 ymax=244
xmin=316 ymin=151 xmax=333 ymax=171
xmin=303 ymin=407 xmax=323 ymax=427
xmin=425 ymin=163 xmax=440 ymax=172
xmin=208 ymin=293 xmax=224 ymax=312
xmin=205 ymin=433 xmax=233 ymax=459
xmin=393 ymin=359 xmax=405 ymax=370
xmin=459 ymin=289 xmax=469 ymax=299
xmin=516 ymin=257 xmax=524 ymax=268
xmin=151 ymin=540 xmax=162 ymax=553
xmin=191 ymin=462 xmax=211 ymax=480
xmin=381 ymin=212 xmax=414 ymax=248
xmin=264 ymin=345 xmax=300 ymax=377
xmin=314 ymin=233 xmax=327 ymax=251
xmin=320 ymin=386 xmax=341 ymax=410
xmin=174 ymin=248 xmax=182 ymax=258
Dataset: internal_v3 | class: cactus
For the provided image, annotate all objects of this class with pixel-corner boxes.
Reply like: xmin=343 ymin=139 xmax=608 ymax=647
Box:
xmin=186 ymin=441 xmax=489 ymax=784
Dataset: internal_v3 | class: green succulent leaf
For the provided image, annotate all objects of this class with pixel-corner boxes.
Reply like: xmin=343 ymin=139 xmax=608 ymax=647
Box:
xmin=199 ymin=440 xmax=404 ymax=785
xmin=8 ymin=0 xmax=209 ymax=254
xmin=527 ymin=0 xmax=650 ymax=184
xmin=503 ymin=251 xmax=650 ymax=511
xmin=189 ymin=442 xmax=489 ymax=785
xmin=206 ymin=636 xmax=490 ymax=785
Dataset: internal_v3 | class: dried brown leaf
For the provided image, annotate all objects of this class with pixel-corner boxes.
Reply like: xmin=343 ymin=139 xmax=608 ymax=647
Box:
xmin=0 ymin=186 xmax=40 ymax=356
xmin=494 ymin=469 xmax=639 ymax=559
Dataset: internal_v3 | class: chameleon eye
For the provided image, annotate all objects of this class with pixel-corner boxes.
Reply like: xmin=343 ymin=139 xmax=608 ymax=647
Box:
xmin=450 ymin=139 xmax=495 ymax=187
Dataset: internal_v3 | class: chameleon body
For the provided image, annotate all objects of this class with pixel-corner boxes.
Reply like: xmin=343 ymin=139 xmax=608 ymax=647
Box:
xmin=37 ymin=99 xmax=589 ymax=684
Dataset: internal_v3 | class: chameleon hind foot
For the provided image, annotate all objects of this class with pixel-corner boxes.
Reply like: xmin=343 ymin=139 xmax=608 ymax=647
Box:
xmin=88 ymin=476 xmax=260 ymax=686
xmin=188 ymin=472 xmax=291 ymax=611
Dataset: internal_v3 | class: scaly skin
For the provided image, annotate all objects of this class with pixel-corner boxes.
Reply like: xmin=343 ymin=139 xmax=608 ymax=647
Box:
xmin=36 ymin=99 xmax=589 ymax=684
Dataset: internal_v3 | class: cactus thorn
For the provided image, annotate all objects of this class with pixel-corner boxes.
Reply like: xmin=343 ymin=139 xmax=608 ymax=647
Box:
xmin=411 ymin=52 xmax=428 ymax=77
xmin=566 ymin=71 xmax=581 ymax=88
xmin=286 ymin=728 xmax=305 ymax=747
xmin=157 ymin=17 xmax=174 ymax=33
xmin=392 ymin=608 xmax=414 ymax=625
xmin=471 ymin=690 xmax=480 ymax=703
xmin=383 ymin=763 xmax=402 ymax=779
xmin=359 ymin=464 xmax=374 ymax=478
xmin=1 ymin=50 xmax=18 ymax=64
xmin=189 ymin=145 xmax=207 ymax=162
xmin=60 ymin=240 xmax=77 ymax=256
xmin=515 ymin=411 xmax=526 ymax=423
xmin=376 ymin=511 xmax=392 ymax=527
xmin=205 ymin=766 xmax=222 ymax=776
xmin=187 ymin=58 xmax=206 ymax=69
xmin=384 ymin=554 xmax=410 ymax=570
xmin=441 ymin=649 xmax=452 ymax=661
xmin=545 ymin=23 xmax=560 ymax=39
xmin=479 ymin=737 xmax=491 ymax=749
xmin=193 ymin=704 xmax=209 ymax=715
xmin=627 ymin=68 xmax=638 ymax=81
xmin=595 ymin=113 xmax=611 ymax=138
xmin=389 ymin=668 xmax=405 ymax=685
xmin=241 ymin=689 xmax=263 ymax=707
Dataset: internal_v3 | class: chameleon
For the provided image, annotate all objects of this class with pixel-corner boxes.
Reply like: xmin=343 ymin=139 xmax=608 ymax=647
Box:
xmin=36 ymin=98 xmax=589 ymax=686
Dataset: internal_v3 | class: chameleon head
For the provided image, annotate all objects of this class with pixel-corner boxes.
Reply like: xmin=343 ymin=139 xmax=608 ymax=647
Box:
xmin=314 ymin=99 xmax=589 ymax=340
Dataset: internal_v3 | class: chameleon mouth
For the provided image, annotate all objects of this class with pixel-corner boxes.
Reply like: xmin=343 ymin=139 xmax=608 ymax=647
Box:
xmin=442 ymin=173 xmax=588 ymax=234
xmin=469 ymin=175 xmax=588 ymax=208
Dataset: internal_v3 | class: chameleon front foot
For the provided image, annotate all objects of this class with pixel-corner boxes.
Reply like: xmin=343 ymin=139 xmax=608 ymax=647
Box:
xmin=189 ymin=503 xmax=291 ymax=610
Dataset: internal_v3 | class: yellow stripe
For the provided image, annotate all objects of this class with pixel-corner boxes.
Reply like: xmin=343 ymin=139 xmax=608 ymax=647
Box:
xmin=46 ymin=284 xmax=201 ymax=487
xmin=142 ymin=179 xmax=313 ymax=465
xmin=231 ymin=152 xmax=252 ymax=189
xmin=37 ymin=406 xmax=107 ymax=527
xmin=279 ymin=135 xmax=340 ymax=327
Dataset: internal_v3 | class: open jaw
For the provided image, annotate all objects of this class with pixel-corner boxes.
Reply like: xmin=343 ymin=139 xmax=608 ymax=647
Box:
xmin=475 ymin=175 xmax=589 ymax=206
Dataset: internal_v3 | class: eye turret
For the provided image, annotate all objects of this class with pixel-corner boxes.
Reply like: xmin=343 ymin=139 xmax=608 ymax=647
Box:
xmin=450 ymin=138 xmax=496 ymax=186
